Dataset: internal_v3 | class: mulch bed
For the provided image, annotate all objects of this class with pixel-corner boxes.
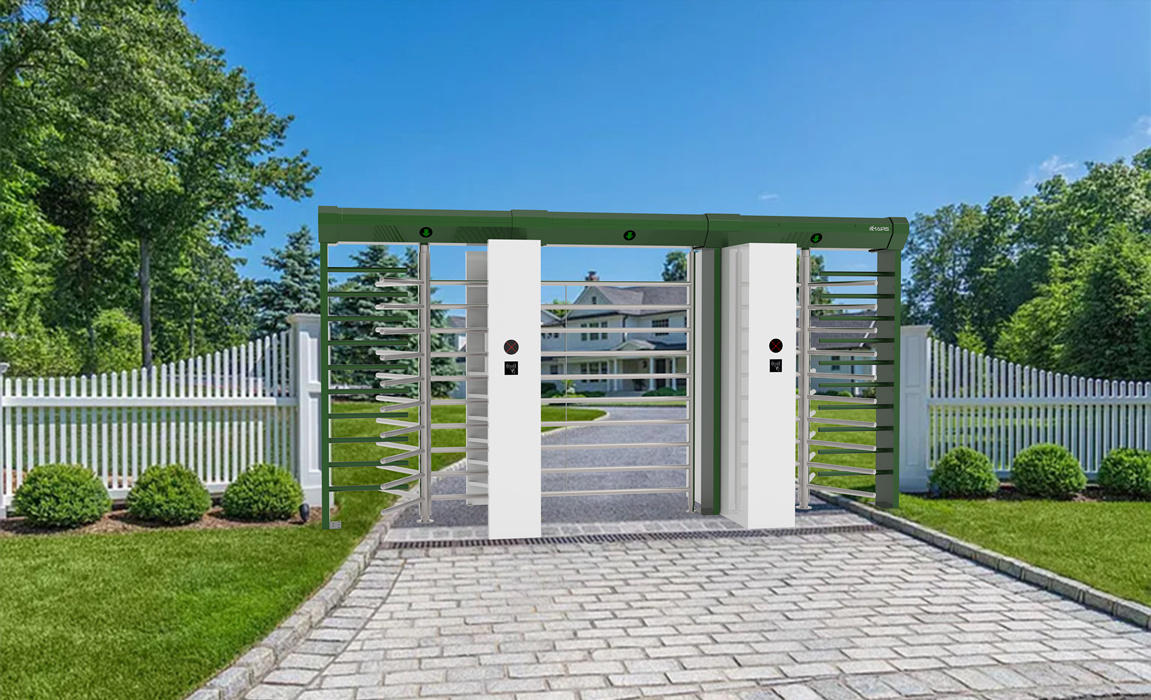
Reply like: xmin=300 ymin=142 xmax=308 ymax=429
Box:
xmin=0 ymin=504 xmax=328 ymax=538
xmin=921 ymin=483 xmax=1148 ymax=503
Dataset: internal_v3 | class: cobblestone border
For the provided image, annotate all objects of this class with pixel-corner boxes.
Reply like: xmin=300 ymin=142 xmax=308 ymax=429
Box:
xmin=184 ymin=411 xmax=615 ymax=699
xmin=815 ymin=491 xmax=1151 ymax=633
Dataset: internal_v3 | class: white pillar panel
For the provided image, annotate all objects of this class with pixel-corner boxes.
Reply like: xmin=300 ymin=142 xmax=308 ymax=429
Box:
xmin=487 ymin=239 xmax=542 ymax=539
xmin=720 ymin=243 xmax=796 ymax=529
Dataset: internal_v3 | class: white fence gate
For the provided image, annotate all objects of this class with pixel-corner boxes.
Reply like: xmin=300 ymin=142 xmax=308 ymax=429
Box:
xmin=899 ymin=325 xmax=1151 ymax=491
xmin=0 ymin=315 xmax=324 ymax=517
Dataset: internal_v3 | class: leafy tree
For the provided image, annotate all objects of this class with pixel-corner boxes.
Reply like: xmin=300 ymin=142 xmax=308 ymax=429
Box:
xmin=1061 ymin=225 xmax=1151 ymax=379
xmin=548 ymin=300 xmax=570 ymax=319
xmin=993 ymin=274 xmax=1075 ymax=371
xmin=0 ymin=0 xmax=316 ymax=371
xmin=251 ymin=226 xmax=320 ymax=336
xmin=902 ymin=203 xmax=984 ymax=342
xmin=661 ymin=251 xmax=687 ymax=281
xmin=0 ymin=317 xmax=83 ymax=377
xmin=954 ymin=321 xmax=986 ymax=355
xmin=84 ymin=308 xmax=142 ymax=374
xmin=110 ymin=8 xmax=319 ymax=368
xmin=151 ymin=239 xmax=255 ymax=360
xmin=796 ymin=253 xmax=831 ymax=314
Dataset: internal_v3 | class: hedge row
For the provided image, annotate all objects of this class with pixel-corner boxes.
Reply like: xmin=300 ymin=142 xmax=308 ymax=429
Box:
xmin=930 ymin=444 xmax=1151 ymax=500
xmin=10 ymin=462 xmax=303 ymax=529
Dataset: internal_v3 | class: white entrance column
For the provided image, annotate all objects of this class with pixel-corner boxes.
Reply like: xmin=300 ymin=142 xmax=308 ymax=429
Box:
xmin=720 ymin=243 xmax=796 ymax=529
xmin=487 ymin=239 xmax=542 ymax=539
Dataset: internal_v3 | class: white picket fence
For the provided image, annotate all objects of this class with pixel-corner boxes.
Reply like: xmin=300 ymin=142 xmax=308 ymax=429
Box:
xmin=0 ymin=315 xmax=325 ymax=515
xmin=5 ymin=319 xmax=1147 ymax=507
xmin=899 ymin=326 xmax=1151 ymax=491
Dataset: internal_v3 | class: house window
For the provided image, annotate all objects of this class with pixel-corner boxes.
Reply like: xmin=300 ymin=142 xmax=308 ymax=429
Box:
xmin=582 ymin=321 xmax=607 ymax=341
xmin=652 ymin=318 xmax=669 ymax=336
xmin=831 ymin=356 xmax=841 ymax=372
xmin=583 ymin=361 xmax=609 ymax=382
xmin=591 ymin=297 xmax=597 ymax=304
xmin=550 ymin=365 xmax=558 ymax=374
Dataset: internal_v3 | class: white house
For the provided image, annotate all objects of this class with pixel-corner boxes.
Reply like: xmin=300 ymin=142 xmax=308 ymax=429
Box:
xmin=443 ymin=275 xmax=876 ymax=398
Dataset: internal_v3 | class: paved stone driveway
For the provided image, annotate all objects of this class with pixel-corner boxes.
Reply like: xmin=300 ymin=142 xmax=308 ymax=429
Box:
xmin=243 ymin=515 xmax=1151 ymax=700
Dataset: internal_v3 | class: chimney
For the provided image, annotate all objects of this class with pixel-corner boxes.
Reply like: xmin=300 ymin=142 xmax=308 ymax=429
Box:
xmin=585 ymin=270 xmax=599 ymax=281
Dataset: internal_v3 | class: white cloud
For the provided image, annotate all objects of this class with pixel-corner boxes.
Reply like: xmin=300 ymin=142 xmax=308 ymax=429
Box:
xmin=757 ymin=192 xmax=779 ymax=201
xmin=1022 ymin=154 xmax=1081 ymax=189
xmin=1017 ymin=116 xmax=1151 ymax=196
xmin=1038 ymin=155 xmax=1076 ymax=177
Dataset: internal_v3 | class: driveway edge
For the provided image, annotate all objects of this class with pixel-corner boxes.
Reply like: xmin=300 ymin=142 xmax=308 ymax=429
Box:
xmin=186 ymin=411 xmax=615 ymax=700
xmin=815 ymin=491 xmax=1151 ymax=632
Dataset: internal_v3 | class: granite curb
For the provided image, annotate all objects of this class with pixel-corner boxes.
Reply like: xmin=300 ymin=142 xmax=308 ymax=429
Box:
xmin=184 ymin=411 xmax=614 ymax=699
xmin=815 ymin=491 xmax=1151 ymax=632
xmin=183 ymin=508 xmax=392 ymax=700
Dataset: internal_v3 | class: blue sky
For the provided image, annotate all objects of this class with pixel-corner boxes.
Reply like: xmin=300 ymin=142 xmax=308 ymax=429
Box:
xmin=181 ymin=0 xmax=1151 ymax=293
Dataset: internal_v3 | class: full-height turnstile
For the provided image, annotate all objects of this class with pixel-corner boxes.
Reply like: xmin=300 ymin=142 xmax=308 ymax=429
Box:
xmin=317 ymin=209 xmax=908 ymax=533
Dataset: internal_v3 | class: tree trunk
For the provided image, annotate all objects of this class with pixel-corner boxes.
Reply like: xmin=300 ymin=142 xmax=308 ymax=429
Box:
xmin=86 ymin=321 xmax=96 ymax=375
xmin=140 ymin=237 xmax=153 ymax=369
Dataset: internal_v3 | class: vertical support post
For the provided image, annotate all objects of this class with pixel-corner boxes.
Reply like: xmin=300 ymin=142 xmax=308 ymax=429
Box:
xmin=875 ymin=249 xmax=901 ymax=508
xmin=488 ymin=239 xmax=541 ymax=539
xmin=419 ymin=243 xmax=433 ymax=523
xmin=290 ymin=314 xmax=324 ymax=509
xmin=318 ymin=239 xmax=332 ymax=529
xmin=798 ymin=248 xmax=812 ymax=510
xmin=694 ymin=248 xmax=717 ymax=515
xmin=1 ymin=362 xmax=8 ymax=519
xmin=465 ymin=250 xmax=488 ymax=505
xmin=686 ymin=250 xmax=694 ymax=512
xmin=899 ymin=326 xmax=932 ymax=493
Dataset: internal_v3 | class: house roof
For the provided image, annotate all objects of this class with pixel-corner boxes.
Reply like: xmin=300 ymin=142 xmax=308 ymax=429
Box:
xmin=544 ymin=285 xmax=688 ymax=325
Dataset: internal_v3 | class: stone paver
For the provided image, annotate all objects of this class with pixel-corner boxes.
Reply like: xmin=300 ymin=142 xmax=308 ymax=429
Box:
xmin=244 ymin=505 xmax=1151 ymax=700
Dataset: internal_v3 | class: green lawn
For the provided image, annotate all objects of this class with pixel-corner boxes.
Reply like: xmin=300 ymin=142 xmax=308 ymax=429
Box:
xmin=0 ymin=402 xmax=604 ymax=700
xmin=805 ymin=400 xmax=1151 ymax=608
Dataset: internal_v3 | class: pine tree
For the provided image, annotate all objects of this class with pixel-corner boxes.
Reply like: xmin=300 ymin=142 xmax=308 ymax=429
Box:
xmin=328 ymin=245 xmax=459 ymax=398
xmin=252 ymin=226 xmax=320 ymax=336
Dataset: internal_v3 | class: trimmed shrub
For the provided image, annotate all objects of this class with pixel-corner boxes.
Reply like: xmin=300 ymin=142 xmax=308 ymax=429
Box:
xmin=127 ymin=464 xmax=211 ymax=525
xmin=221 ymin=463 xmax=303 ymax=521
xmin=643 ymin=387 xmax=687 ymax=397
xmin=11 ymin=463 xmax=111 ymax=528
xmin=582 ymin=391 xmax=606 ymax=397
xmin=1097 ymin=448 xmax=1151 ymax=499
xmin=1011 ymin=444 xmax=1086 ymax=499
xmin=929 ymin=447 xmax=999 ymax=498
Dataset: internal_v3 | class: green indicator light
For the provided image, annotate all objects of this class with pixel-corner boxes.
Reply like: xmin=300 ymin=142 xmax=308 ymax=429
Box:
xmin=810 ymin=233 xmax=823 ymax=244
xmin=623 ymin=230 xmax=636 ymax=241
xmin=419 ymin=227 xmax=433 ymax=238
